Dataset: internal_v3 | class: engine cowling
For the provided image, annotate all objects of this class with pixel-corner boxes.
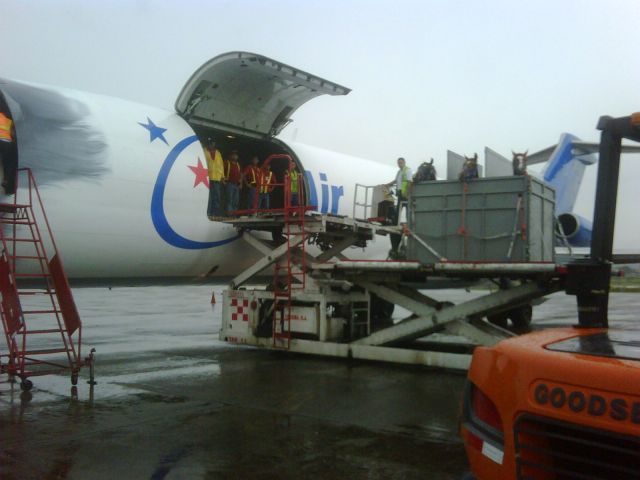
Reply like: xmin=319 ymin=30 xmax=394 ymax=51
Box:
xmin=557 ymin=213 xmax=592 ymax=247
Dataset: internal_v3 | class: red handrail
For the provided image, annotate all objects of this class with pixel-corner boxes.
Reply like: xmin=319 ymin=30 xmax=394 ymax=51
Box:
xmin=231 ymin=154 xmax=308 ymax=216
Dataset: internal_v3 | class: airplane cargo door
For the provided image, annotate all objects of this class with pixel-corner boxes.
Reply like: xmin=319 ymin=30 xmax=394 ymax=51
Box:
xmin=175 ymin=51 xmax=351 ymax=214
xmin=175 ymin=51 xmax=350 ymax=140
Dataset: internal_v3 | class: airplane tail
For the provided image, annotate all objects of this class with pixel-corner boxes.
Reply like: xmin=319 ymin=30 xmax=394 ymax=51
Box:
xmin=541 ymin=133 xmax=596 ymax=215
xmin=538 ymin=133 xmax=596 ymax=247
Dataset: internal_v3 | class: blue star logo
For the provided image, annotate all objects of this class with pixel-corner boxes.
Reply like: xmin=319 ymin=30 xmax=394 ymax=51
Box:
xmin=138 ymin=117 xmax=168 ymax=145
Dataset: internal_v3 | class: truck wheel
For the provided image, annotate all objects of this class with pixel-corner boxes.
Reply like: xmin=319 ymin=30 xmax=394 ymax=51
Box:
xmin=509 ymin=305 xmax=533 ymax=329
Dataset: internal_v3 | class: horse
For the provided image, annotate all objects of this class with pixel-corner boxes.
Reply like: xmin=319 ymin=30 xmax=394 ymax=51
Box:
xmin=512 ymin=150 xmax=528 ymax=176
xmin=459 ymin=153 xmax=479 ymax=181
xmin=414 ymin=158 xmax=437 ymax=183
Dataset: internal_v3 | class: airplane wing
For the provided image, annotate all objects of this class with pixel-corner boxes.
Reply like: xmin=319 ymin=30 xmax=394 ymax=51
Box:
xmin=526 ymin=145 xmax=557 ymax=165
xmin=571 ymin=141 xmax=640 ymax=155
xmin=528 ymin=140 xmax=640 ymax=165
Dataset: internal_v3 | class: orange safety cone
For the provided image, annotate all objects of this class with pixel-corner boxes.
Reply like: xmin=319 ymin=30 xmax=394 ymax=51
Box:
xmin=211 ymin=291 xmax=216 ymax=304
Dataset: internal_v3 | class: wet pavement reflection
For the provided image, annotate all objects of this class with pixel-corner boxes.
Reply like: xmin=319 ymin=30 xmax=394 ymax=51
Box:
xmin=1 ymin=286 xmax=637 ymax=479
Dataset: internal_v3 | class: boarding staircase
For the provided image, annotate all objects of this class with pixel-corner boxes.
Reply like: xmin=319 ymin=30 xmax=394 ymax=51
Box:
xmin=0 ymin=168 xmax=82 ymax=390
xmin=272 ymin=164 xmax=308 ymax=349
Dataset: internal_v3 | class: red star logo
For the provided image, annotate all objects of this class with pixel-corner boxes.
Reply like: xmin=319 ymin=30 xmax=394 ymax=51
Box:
xmin=188 ymin=158 xmax=209 ymax=189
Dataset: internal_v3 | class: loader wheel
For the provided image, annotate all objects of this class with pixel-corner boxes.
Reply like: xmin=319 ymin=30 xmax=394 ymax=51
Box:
xmin=370 ymin=294 xmax=394 ymax=331
xmin=487 ymin=312 xmax=509 ymax=329
xmin=20 ymin=378 xmax=33 ymax=391
xmin=509 ymin=305 xmax=533 ymax=329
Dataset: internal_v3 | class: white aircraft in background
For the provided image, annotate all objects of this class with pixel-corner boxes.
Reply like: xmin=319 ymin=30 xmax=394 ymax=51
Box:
xmin=0 ymin=52 xmax=397 ymax=281
xmin=1 ymin=51 xmax=631 ymax=282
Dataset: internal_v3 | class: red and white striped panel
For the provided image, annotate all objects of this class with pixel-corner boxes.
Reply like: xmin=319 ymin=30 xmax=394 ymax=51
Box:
xmin=230 ymin=297 xmax=249 ymax=321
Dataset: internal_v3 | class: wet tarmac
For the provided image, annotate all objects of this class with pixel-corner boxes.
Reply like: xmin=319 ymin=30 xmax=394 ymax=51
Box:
xmin=1 ymin=286 xmax=638 ymax=479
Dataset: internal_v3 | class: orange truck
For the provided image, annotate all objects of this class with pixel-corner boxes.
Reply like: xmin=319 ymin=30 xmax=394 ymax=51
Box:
xmin=461 ymin=113 xmax=640 ymax=479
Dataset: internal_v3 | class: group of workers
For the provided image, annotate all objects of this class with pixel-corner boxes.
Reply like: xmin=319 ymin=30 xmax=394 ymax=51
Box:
xmin=203 ymin=138 xmax=300 ymax=220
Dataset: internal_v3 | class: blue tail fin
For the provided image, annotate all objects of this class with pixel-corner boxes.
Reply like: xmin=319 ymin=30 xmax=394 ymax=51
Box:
xmin=543 ymin=133 xmax=596 ymax=215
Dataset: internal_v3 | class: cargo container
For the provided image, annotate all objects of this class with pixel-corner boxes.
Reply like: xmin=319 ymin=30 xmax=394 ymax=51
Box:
xmin=407 ymin=176 xmax=555 ymax=263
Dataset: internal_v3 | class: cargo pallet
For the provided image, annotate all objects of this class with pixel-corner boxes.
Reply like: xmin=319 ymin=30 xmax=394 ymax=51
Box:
xmin=219 ymin=169 xmax=569 ymax=370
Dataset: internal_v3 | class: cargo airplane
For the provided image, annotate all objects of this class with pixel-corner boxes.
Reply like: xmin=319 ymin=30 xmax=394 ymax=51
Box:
xmin=0 ymin=51 xmax=631 ymax=282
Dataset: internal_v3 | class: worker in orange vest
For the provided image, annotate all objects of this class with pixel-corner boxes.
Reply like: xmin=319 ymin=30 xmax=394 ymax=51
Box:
xmin=243 ymin=155 xmax=261 ymax=210
xmin=0 ymin=110 xmax=16 ymax=193
xmin=258 ymin=164 xmax=275 ymax=210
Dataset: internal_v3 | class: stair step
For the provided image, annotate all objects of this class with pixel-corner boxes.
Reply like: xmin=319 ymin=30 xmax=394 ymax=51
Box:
xmin=23 ymin=348 xmax=68 ymax=355
xmin=18 ymin=368 xmax=69 ymax=377
xmin=0 ymin=220 xmax=35 ymax=226
xmin=11 ymin=255 xmax=47 ymax=260
xmin=24 ymin=329 xmax=65 ymax=334
xmin=5 ymin=238 xmax=42 ymax=243
xmin=0 ymin=204 xmax=18 ymax=213
xmin=22 ymin=309 xmax=61 ymax=315
xmin=18 ymin=290 xmax=56 ymax=295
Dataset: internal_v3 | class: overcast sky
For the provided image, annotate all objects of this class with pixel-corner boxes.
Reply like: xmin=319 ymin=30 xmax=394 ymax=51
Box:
xmin=2 ymin=0 xmax=639 ymax=247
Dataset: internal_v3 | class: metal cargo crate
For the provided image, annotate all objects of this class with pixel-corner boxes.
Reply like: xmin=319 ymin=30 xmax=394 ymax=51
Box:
xmin=407 ymin=176 xmax=555 ymax=263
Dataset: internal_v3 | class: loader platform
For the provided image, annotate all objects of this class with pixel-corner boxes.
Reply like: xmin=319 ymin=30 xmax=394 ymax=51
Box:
xmin=219 ymin=210 xmax=565 ymax=370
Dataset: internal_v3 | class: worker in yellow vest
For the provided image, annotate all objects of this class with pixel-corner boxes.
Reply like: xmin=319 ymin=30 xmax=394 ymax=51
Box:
xmin=386 ymin=157 xmax=413 ymax=256
xmin=386 ymin=157 xmax=413 ymax=221
xmin=0 ymin=110 xmax=16 ymax=193
xmin=258 ymin=164 xmax=274 ymax=210
xmin=204 ymin=137 xmax=225 ymax=219
xmin=286 ymin=167 xmax=301 ymax=207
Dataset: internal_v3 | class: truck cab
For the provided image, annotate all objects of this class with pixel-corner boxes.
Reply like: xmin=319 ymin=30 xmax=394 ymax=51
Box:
xmin=461 ymin=113 xmax=640 ymax=479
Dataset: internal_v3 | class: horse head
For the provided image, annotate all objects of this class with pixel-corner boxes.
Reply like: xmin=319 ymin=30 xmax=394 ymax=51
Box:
xmin=464 ymin=153 xmax=478 ymax=165
xmin=512 ymin=150 xmax=529 ymax=174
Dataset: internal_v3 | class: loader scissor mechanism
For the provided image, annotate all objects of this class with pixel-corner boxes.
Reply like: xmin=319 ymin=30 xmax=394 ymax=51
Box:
xmin=219 ymin=159 xmax=568 ymax=370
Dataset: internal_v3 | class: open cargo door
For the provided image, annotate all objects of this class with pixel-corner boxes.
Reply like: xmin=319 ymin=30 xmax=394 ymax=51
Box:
xmin=175 ymin=51 xmax=350 ymax=139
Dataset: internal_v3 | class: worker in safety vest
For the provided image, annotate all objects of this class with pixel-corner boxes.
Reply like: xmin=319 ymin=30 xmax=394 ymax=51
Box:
xmin=224 ymin=150 xmax=242 ymax=216
xmin=204 ymin=137 xmax=225 ymax=219
xmin=385 ymin=157 xmax=412 ymax=256
xmin=285 ymin=167 xmax=301 ymax=207
xmin=243 ymin=155 xmax=260 ymax=210
xmin=386 ymin=157 xmax=413 ymax=220
xmin=258 ymin=164 xmax=274 ymax=210
xmin=0 ymin=110 xmax=16 ymax=193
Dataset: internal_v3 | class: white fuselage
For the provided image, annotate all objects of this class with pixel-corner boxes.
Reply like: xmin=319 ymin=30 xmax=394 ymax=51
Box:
xmin=1 ymin=79 xmax=394 ymax=280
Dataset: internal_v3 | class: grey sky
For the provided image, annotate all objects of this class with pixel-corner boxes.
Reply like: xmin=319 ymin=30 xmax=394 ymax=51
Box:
xmin=2 ymin=0 xmax=639 ymax=247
